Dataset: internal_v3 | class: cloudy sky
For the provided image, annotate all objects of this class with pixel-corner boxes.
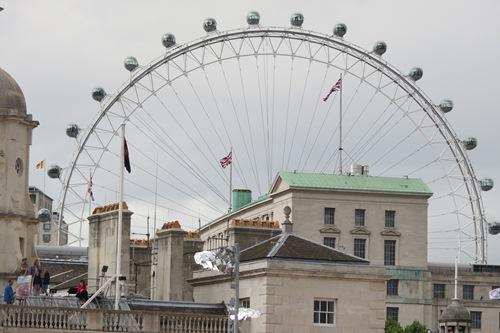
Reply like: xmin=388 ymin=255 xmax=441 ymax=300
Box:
xmin=1 ymin=0 xmax=499 ymax=263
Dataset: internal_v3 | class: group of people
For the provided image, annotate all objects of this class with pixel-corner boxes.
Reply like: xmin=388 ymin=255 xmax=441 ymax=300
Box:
xmin=3 ymin=258 xmax=51 ymax=304
xmin=3 ymin=257 xmax=88 ymax=305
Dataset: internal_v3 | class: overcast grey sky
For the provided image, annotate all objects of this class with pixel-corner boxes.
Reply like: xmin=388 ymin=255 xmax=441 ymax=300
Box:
xmin=1 ymin=0 xmax=499 ymax=263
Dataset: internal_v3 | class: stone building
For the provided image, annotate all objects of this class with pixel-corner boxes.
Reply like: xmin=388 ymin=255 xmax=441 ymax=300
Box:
xmin=29 ymin=186 xmax=68 ymax=245
xmin=0 ymin=67 xmax=39 ymax=281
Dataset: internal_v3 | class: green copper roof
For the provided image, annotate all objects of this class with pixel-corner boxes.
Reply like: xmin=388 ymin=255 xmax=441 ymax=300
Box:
xmin=277 ymin=172 xmax=432 ymax=195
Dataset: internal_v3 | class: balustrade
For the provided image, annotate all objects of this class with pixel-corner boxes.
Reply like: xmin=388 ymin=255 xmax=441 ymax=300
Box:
xmin=0 ymin=305 xmax=228 ymax=333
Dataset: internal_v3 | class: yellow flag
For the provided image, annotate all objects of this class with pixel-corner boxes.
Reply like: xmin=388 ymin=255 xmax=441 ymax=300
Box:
xmin=35 ymin=160 xmax=45 ymax=169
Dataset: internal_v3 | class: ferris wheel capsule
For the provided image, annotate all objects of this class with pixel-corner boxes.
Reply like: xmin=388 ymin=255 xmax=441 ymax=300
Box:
xmin=333 ymin=23 xmax=347 ymax=37
xmin=373 ymin=41 xmax=387 ymax=56
xmin=480 ymin=178 xmax=494 ymax=191
xmin=37 ymin=208 xmax=51 ymax=222
xmin=203 ymin=18 xmax=217 ymax=32
xmin=66 ymin=123 xmax=80 ymax=138
xmin=489 ymin=222 xmax=500 ymax=235
xmin=408 ymin=67 xmax=423 ymax=81
xmin=247 ymin=11 xmax=260 ymax=25
xmin=47 ymin=165 xmax=62 ymax=179
xmin=439 ymin=99 xmax=454 ymax=113
xmin=91 ymin=87 xmax=106 ymax=102
xmin=290 ymin=13 xmax=304 ymax=27
xmin=124 ymin=56 xmax=139 ymax=72
xmin=162 ymin=33 xmax=176 ymax=48
xmin=463 ymin=137 xmax=477 ymax=150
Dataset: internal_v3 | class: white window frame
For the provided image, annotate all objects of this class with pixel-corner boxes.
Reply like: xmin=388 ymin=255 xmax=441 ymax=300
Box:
xmin=313 ymin=298 xmax=336 ymax=326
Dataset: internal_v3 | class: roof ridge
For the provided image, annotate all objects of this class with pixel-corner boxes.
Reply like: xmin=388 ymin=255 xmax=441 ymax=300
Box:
xmin=267 ymin=233 xmax=289 ymax=257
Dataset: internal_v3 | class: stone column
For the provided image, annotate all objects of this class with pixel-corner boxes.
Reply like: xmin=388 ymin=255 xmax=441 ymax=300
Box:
xmin=182 ymin=236 xmax=204 ymax=301
xmin=87 ymin=202 xmax=132 ymax=293
xmin=155 ymin=226 xmax=186 ymax=301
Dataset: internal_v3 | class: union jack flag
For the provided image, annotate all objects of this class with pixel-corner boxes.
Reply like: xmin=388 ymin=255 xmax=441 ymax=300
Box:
xmin=219 ymin=151 xmax=232 ymax=169
xmin=322 ymin=78 xmax=342 ymax=101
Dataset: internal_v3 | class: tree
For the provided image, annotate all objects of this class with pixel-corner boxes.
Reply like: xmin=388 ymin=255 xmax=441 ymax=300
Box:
xmin=385 ymin=320 xmax=403 ymax=333
xmin=403 ymin=321 xmax=427 ymax=333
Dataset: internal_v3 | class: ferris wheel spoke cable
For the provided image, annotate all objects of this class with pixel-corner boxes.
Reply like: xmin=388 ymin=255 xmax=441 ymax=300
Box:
xmin=281 ymin=57 xmax=294 ymax=172
xmin=167 ymin=84 xmax=231 ymax=185
xmin=217 ymin=62 xmax=261 ymax=189
xmin=296 ymin=63 xmax=331 ymax=170
xmin=182 ymin=68 xmax=249 ymax=189
xmin=98 ymin=165 xmax=214 ymax=221
xmin=254 ymin=55 xmax=272 ymax=185
xmin=104 ymin=148 xmax=224 ymax=214
xmin=130 ymin=92 xmax=229 ymax=193
xmin=127 ymin=109 xmax=227 ymax=201
xmin=285 ymin=59 xmax=313 ymax=171
xmin=93 ymin=182 xmax=211 ymax=223
xmin=236 ymin=59 xmax=263 ymax=193
xmin=347 ymin=96 xmax=410 ymax=164
xmin=129 ymin=111 xmax=228 ymax=203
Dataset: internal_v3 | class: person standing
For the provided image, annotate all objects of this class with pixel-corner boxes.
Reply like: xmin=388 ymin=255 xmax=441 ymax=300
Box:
xmin=19 ymin=258 xmax=29 ymax=276
xmin=3 ymin=280 xmax=15 ymax=304
xmin=75 ymin=280 xmax=88 ymax=302
xmin=42 ymin=269 xmax=50 ymax=295
xmin=30 ymin=259 xmax=42 ymax=296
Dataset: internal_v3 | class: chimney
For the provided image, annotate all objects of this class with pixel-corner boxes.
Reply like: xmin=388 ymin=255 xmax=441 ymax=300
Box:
xmin=282 ymin=206 xmax=293 ymax=234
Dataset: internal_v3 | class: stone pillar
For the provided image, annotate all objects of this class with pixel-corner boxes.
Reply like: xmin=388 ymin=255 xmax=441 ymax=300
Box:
xmin=155 ymin=223 xmax=185 ymax=301
xmin=87 ymin=202 xmax=132 ymax=293
xmin=182 ymin=235 xmax=204 ymax=301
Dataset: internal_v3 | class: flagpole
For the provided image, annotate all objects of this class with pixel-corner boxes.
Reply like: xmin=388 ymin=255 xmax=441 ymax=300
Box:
xmin=115 ymin=124 xmax=125 ymax=310
xmin=229 ymin=148 xmax=233 ymax=213
xmin=339 ymin=73 xmax=343 ymax=175
xmin=43 ymin=160 xmax=46 ymax=194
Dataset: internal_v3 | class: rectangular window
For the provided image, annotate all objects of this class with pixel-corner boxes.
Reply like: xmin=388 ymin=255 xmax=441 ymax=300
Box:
xmin=384 ymin=240 xmax=396 ymax=266
xmin=240 ymin=298 xmax=250 ymax=309
xmin=354 ymin=238 xmax=366 ymax=258
xmin=470 ymin=311 xmax=481 ymax=329
xmin=313 ymin=299 xmax=335 ymax=325
xmin=433 ymin=284 xmax=446 ymax=299
xmin=43 ymin=223 xmax=51 ymax=231
xmin=385 ymin=210 xmax=396 ymax=228
xmin=42 ymin=234 xmax=51 ymax=243
xmin=387 ymin=279 xmax=399 ymax=296
xmin=386 ymin=307 xmax=399 ymax=322
xmin=323 ymin=237 xmax=336 ymax=248
xmin=324 ymin=208 xmax=335 ymax=225
xmin=463 ymin=285 xmax=474 ymax=300
xmin=354 ymin=209 xmax=365 ymax=226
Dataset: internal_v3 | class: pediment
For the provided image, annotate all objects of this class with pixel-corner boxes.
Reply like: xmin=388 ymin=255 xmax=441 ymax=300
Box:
xmin=380 ymin=229 xmax=401 ymax=237
xmin=319 ymin=226 xmax=341 ymax=234
xmin=350 ymin=227 xmax=371 ymax=235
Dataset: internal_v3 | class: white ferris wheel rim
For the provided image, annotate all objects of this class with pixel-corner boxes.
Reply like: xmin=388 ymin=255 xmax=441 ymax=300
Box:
xmin=55 ymin=25 xmax=487 ymax=263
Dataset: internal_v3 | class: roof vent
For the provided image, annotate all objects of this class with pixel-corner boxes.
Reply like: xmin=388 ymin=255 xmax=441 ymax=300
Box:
xmin=350 ymin=164 xmax=369 ymax=176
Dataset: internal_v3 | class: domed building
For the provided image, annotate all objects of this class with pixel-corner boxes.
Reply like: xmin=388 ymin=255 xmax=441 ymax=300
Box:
xmin=439 ymin=298 xmax=471 ymax=333
xmin=0 ymin=67 xmax=39 ymax=280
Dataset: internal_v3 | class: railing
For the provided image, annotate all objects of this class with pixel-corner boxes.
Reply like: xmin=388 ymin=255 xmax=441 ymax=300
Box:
xmin=0 ymin=305 xmax=228 ymax=333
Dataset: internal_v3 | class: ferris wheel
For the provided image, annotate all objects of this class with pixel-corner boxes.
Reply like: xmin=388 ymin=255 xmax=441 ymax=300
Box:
xmin=48 ymin=12 xmax=497 ymax=264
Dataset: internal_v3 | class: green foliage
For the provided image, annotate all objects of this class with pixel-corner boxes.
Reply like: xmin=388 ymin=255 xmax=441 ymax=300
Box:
xmin=385 ymin=320 xmax=403 ymax=333
xmin=385 ymin=320 xmax=427 ymax=333
xmin=403 ymin=321 xmax=427 ymax=333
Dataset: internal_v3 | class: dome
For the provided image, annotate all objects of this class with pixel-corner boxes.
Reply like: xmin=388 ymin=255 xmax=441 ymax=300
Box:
xmin=0 ymin=67 xmax=27 ymax=115
xmin=439 ymin=299 xmax=471 ymax=322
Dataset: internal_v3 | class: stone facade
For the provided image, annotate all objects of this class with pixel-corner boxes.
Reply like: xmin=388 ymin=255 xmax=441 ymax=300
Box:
xmin=192 ymin=260 xmax=387 ymax=333
xmin=0 ymin=67 xmax=39 ymax=280
xmin=87 ymin=202 xmax=132 ymax=293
